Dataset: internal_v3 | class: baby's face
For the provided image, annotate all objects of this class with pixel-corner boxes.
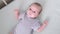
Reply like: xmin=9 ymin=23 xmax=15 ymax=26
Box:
xmin=27 ymin=4 xmax=41 ymax=18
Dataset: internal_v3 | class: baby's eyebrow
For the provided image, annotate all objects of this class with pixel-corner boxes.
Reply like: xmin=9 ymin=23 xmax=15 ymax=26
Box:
xmin=30 ymin=8 xmax=35 ymax=11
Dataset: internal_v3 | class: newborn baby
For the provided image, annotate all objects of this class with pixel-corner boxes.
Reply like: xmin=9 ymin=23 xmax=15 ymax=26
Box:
xmin=10 ymin=2 xmax=48 ymax=34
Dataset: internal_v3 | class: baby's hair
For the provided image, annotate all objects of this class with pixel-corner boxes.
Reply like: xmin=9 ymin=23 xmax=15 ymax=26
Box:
xmin=30 ymin=2 xmax=42 ymax=14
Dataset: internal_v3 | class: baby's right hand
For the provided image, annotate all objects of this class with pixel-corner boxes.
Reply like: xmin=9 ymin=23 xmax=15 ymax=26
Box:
xmin=14 ymin=8 xmax=19 ymax=19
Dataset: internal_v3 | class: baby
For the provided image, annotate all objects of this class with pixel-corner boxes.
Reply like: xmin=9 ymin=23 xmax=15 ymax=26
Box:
xmin=10 ymin=2 xmax=48 ymax=34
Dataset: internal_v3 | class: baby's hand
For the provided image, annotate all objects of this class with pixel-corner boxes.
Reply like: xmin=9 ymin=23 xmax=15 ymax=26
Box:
xmin=14 ymin=8 xmax=19 ymax=19
xmin=37 ymin=20 xmax=48 ymax=32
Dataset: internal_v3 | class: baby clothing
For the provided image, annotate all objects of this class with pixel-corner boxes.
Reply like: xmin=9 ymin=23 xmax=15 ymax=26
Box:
xmin=13 ymin=12 xmax=41 ymax=34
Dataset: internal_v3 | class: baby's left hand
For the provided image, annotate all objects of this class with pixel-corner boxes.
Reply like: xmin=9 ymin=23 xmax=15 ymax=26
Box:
xmin=37 ymin=20 xmax=48 ymax=32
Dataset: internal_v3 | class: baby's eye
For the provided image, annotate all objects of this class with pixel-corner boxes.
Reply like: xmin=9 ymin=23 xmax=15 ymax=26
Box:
xmin=30 ymin=8 xmax=31 ymax=10
xmin=33 ymin=11 xmax=36 ymax=13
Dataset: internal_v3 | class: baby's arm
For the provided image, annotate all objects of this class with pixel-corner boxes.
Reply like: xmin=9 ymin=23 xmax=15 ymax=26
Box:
xmin=9 ymin=9 xmax=19 ymax=34
xmin=36 ymin=20 xmax=48 ymax=32
xmin=14 ymin=9 xmax=19 ymax=20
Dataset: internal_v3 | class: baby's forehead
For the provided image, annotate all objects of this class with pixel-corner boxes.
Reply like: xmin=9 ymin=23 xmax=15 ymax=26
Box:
xmin=30 ymin=4 xmax=41 ymax=9
xmin=29 ymin=4 xmax=42 ymax=10
xmin=30 ymin=4 xmax=41 ymax=7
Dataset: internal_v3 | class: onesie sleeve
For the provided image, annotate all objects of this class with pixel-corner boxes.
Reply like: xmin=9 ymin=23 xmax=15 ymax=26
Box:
xmin=18 ymin=10 xmax=26 ymax=20
xmin=31 ymin=20 xmax=41 ymax=31
xmin=18 ymin=13 xmax=22 ymax=20
xmin=18 ymin=12 xmax=25 ymax=20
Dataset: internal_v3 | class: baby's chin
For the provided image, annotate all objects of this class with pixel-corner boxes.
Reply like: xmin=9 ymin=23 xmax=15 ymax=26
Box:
xmin=31 ymin=17 xmax=36 ymax=19
xmin=28 ymin=16 xmax=37 ymax=19
xmin=27 ymin=14 xmax=37 ymax=19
